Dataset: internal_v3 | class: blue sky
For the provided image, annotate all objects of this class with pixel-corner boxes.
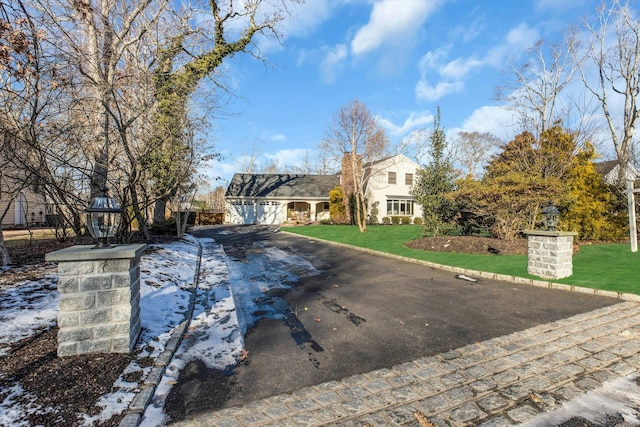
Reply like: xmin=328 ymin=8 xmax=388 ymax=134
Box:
xmin=203 ymin=0 xmax=602 ymax=186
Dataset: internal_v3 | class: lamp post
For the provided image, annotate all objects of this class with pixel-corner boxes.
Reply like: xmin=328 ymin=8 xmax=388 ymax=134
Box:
xmin=86 ymin=186 xmax=122 ymax=248
xmin=85 ymin=90 xmax=123 ymax=248
xmin=541 ymin=201 xmax=560 ymax=231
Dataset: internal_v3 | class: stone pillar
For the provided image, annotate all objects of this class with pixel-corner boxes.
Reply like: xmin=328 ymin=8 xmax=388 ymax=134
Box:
xmin=523 ymin=231 xmax=578 ymax=280
xmin=45 ymin=244 xmax=147 ymax=357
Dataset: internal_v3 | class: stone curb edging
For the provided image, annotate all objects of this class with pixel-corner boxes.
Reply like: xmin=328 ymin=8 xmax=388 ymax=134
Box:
xmin=118 ymin=239 xmax=204 ymax=427
xmin=284 ymin=231 xmax=640 ymax=303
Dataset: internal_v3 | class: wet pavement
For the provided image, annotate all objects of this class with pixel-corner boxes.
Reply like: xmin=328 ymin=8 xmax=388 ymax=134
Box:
xmin=167 ymin=225 xmax=639 ymax=426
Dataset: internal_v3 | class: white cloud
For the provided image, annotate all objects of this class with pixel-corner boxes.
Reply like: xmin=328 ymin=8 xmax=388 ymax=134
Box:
xmin=282 ymin=2 xmax=338 ymax=39
xmin=459 ymin=105 xmax=518 ymax=141
xmin=377 ymin=111 xmax=434 ymax=136
xmin=320 ymin=44 xmax=348 ymax=84
xmin=203 ymin=158 xmax=238 ymax=186
xmin=351 ymin=0 xmax=443 ymax=55
xmin=486 ymin=23 xmax=540 ymax=67
xmin=265 ymin=148 xmax=312 ymax=166
xmin=416 ymin=80 xmax=465 ymax=101
xmin=440 ymin=57 xmax=484 ymax=80
xmin=419 ymin=46 xmax=450 ymax=70
xmin=415 ymin=22 xmax=540 ymax=102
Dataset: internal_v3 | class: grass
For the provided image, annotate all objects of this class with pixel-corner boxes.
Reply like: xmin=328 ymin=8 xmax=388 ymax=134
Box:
xmin=3 ymin=228 xmax=72 ymax=248
xmin=283 ymin=224 xmax=640 ymax=295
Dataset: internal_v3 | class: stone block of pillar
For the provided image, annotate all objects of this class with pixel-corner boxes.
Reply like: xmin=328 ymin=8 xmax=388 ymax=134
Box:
xmin=522 ymin=231 xmax=578 ymax=280
xmin=46 ymin=244 xmax=147 ymax=356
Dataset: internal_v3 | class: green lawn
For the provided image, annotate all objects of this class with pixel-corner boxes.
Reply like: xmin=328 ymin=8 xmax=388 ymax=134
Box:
xmin=3 ymin=228 xmax=67 ymax=248
xmin=283 ymin=224 xmax=640 ymax=295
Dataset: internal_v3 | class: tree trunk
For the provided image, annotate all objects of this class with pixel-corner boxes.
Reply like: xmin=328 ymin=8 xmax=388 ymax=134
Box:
xmin=154 ymin=199 xmax=167 ymax=224
xmin=0 ymin=226 xmax=11 ymax=267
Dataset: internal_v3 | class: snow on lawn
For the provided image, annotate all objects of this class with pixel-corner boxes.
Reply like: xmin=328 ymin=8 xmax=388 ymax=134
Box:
xmin=0 ymin=235 xmax=201 ymax=427
xmin=0 ymin=266 xmax=58 ymax=357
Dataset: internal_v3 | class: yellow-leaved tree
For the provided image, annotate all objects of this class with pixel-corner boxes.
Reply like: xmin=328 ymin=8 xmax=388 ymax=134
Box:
xmin=563 ymin=143 xmax=628 ymax=241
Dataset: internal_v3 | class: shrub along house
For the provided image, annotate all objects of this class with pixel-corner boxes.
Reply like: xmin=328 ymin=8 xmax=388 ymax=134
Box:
xmin=225 ymin=154 xmax=423 ymax=226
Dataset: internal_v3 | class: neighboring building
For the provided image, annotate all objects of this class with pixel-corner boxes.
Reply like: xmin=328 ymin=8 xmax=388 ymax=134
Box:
xmin=225 ymin=154 xmax=423 ymax=225
xmin=594 ymin=160 xmax=638 ymax=185
xmin=225 ymin=174 xmax=339 ymax=225
xmin=0 ymin=181 xmax=48 ymax=228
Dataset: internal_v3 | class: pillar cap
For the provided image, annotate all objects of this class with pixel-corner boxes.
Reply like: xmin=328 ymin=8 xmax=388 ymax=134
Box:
xmin=522 ymin=230 xmax=578 ymax=237
xmin=45 ymin=244 xmax=147 ymax=262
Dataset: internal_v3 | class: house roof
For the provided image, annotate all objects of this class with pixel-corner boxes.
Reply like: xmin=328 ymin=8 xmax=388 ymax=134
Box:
xmin=593 ymin=160 xmax=619 ymax=177
xmin=362 ymin=153 xmax=417 ymax=169
xmin=226 ymin=173 xmax=339 ymax=199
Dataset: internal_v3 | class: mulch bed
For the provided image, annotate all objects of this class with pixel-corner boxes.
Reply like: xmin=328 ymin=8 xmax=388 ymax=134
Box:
xmin=405 ymin=235 xmax=529 ymax=255
xmin=0 ymin=327 xmax=130 ymax=427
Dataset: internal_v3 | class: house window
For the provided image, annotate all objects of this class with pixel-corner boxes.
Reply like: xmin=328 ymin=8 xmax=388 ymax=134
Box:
xmin=388 ymin=171 xmax=397 ymax=184
xmin=405 ymin=173 xmax=413 ymax=186
xmin=322 ymin=202 xmax=330 ymax=210
xmin=386 ymin=199 xmax=414 ymax=216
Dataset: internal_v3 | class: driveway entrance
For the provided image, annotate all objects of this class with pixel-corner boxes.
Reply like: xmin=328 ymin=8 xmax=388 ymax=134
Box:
xmin=168 ymin=225 xmax=619 ymax=421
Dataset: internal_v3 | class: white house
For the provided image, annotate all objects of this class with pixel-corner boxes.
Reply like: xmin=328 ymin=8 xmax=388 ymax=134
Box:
xmin=225 ymin=154 xmax=423 ymax=225
xmin=594 ymin=160 xmax=638 ymax=185
xmin=361 ymin=154 xmax=422 ymax=223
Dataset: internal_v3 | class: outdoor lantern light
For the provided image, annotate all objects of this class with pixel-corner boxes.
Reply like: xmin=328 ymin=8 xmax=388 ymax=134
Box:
xmin=86 ymin=186 xmax=122 ymax=248
xmin=541 ymin=201 xmax=560 ymax=231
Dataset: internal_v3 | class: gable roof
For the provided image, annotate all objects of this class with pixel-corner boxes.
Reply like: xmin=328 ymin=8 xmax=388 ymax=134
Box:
xmin=593 ymin=160 xmax=619 ymax=177
xmin=226 ymin=173 xmax=339 ymax=199
xmin=362 ymin=153 xmax=417 ymax=169
xmin=593 ymin=160 xmax=638 ymax=184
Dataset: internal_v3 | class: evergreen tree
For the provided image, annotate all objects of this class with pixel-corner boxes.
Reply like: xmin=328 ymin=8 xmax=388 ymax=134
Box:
xmin=411 ymin=108 xmax=458 ymax=236
xmin=329 ymin=185 xmax=348 ymax=224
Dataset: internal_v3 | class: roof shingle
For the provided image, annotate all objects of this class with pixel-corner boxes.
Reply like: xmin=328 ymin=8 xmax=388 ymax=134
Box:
xmin=226 ymin=174 xmax=339 ymax=198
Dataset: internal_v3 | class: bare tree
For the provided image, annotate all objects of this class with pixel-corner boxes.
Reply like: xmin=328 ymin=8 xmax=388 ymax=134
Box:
xmin=0 ymin=0 xmax=61 ymax=265
xmin=497 ymin=37 xmax=580 ymax=139
xmin=209 ymin=186 xmax=227 ymax=211
xmin=321 ymin=100 xmax=388 ymax=232
xmin=571 ymin=0 xmax=640 ymax=185
xmin=452 ymin=131 xmax=502 ymax=179
xmin=398 ymin=128 xmax=431 ymax=165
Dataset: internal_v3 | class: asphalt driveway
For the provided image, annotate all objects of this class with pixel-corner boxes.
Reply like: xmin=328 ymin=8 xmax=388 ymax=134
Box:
xmin=171 ymin=224 xmax=619 ymax=420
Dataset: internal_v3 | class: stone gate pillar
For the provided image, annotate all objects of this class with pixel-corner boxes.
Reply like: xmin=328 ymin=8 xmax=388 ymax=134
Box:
xmin=523 ymin=230 xmax=578 ymax=280
xmin=46 ymin=244 xmax=147 ymax=356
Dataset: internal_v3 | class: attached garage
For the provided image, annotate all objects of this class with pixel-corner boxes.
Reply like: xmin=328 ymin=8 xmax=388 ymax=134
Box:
xmin=225 ymin=173 xmax=339 ymax=225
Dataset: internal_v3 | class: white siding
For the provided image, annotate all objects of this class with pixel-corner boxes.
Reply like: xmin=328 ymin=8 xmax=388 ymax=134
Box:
xmin=365 ymin=154 xmax=422 ymax=223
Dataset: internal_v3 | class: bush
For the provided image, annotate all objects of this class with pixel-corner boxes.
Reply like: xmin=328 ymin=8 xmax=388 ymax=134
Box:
xmin=150 ymin=217 xmax=192 ymax=235
xmin=413 ymin=217 xmax=423 ymax=225
xmin=319 ymin=219 xmax=332 ymax=225
xmin=401 ymin=216 xmax=411 ymax=225
xmin=391 ymin=216 xmax=401 ymax=225
xmin=382 ymin=217 xmax=391 ymax=224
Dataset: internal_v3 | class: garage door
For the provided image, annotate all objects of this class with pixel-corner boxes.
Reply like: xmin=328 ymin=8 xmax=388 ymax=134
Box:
xmin=257 ymin=201 xmax=282 ymax=225
xmin=229 ymin=201 xmax=255 ymax=224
